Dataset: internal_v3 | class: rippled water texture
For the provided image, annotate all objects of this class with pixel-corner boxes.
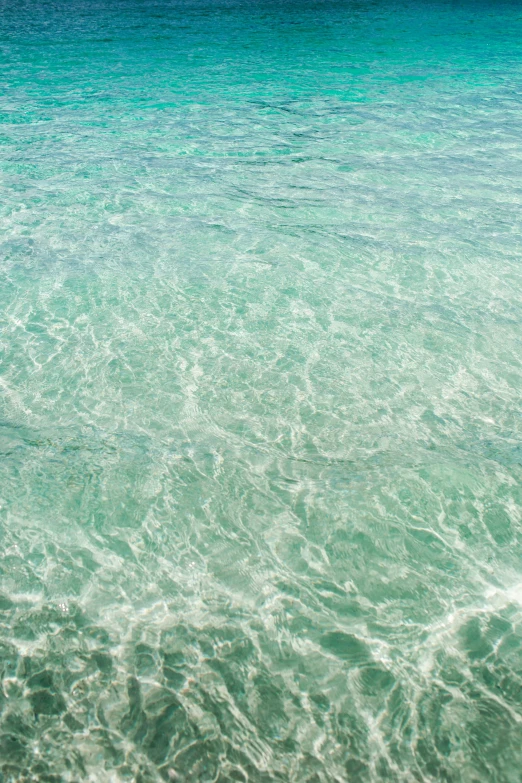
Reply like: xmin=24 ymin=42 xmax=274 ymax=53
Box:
xmin=1 ymin=0 xmax=522 ymax=780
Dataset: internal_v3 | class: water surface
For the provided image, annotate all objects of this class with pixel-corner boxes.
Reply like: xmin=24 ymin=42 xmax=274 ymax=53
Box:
xmin=1 ymin=1 xmax=522 ymax=780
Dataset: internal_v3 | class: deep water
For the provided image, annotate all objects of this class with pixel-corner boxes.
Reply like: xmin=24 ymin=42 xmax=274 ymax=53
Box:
xmin=1 ymin=0 xmax=522 ymax=780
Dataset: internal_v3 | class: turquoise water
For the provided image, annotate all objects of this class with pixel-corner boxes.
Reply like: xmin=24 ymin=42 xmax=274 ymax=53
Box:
xmin=2 ymin=0 xmax=522 ymax=780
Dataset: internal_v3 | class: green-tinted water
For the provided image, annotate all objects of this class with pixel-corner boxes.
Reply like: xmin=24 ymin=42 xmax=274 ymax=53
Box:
xmin=1 ymin=1 xmax=522 ymax=780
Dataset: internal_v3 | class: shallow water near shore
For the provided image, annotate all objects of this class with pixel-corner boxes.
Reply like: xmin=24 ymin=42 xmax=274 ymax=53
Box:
xmin=1 ymin=0 xmax=522 ymax=780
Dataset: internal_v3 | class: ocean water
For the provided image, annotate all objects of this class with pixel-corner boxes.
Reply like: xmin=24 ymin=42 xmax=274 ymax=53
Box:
xmin=1 ymin=0 xmax=522 ymax=780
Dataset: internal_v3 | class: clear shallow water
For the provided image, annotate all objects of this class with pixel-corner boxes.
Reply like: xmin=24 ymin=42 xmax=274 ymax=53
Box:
xmin=1 ymin=0 xmax=522 ymax=780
